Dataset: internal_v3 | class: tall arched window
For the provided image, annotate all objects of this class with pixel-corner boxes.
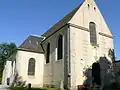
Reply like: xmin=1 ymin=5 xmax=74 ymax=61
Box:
xmin=28 ymin=58 xmax=35 ymax=76
xmin=57 ymin=35 xmax=63 ymax=60
xmin=46 ymin=43 xmax=50 ymax=63
xmin=89 ymin=22 xmax=97 ymax=46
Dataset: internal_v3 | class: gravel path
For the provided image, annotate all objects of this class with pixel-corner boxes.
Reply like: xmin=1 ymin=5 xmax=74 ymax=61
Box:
xmin=0 ymin=85 xmax=10 ymax=90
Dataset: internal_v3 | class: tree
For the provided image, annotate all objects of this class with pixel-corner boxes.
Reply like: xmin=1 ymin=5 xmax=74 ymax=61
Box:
xmin=0 ymin=42 xmax=17 ymax=78
xmin=0 ymin=42 xmax=17 ymax=58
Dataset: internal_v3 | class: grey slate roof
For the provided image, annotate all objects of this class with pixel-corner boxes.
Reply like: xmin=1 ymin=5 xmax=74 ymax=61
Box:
xmin=19 ymin=35 xmax=44 ymax=53
xmin=42 ymin=2 xmax=83 ymax=37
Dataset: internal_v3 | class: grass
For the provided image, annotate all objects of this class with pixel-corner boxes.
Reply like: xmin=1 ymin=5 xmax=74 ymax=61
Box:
xmin=9 ymin=87 xmax=58 ymax=90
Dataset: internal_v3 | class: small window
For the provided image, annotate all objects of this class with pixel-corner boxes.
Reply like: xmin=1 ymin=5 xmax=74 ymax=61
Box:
xmin=57 ymin=35 xmax=63 ymax=60
xmin=88 ymin=4 xmax=90 ymax=8
xmin=94 ymin=7 xmax=96 ymax=11
xmin=36 ymin=41 xmax=39 ymax=45
xmin=46 ymin=43 xmax=50 ymax=63
xmin=29 ymin=40 xmax=31 ymax=44
xmin=28 ymin=58 xmax=35 ymax=76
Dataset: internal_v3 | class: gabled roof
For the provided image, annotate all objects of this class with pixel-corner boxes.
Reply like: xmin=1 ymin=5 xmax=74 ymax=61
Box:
xmin=42 ymin=2 xmax=83 ymax=37
xmin=18 ymin=35 xmax=44 ymax=53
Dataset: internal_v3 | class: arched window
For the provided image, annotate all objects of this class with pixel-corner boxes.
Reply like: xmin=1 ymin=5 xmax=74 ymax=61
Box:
xmin=46 ymin=43 xmax=50 ymax=63
xmin=89 ymin=22 xmax=97 ymax=46
xmin=28 ymin=58 xmax=35 ymax=76
xmin=57 ymin=35 xmax=63 ymax=60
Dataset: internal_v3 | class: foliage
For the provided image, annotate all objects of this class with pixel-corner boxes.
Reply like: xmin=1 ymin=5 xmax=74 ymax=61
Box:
xmin=11 ymin=72 xmax=26 ymax=87
xmin=83 ymin=56 xmax=115 ymax=88
xmin=0 ymin=77 xmax=2 ymax=83
xmin=0 ymin=42 xmax=17 ymax=81
xmin=0 ymin=42 xmax=17 ymax=60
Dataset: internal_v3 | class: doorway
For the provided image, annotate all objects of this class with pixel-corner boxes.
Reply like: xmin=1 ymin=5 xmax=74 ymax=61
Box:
xmin=92 ymin=62 xmax=101 ymax=86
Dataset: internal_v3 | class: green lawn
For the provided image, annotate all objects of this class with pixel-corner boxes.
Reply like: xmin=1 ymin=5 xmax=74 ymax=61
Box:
xmin=9 ymin=87 xmax=58 ymax=90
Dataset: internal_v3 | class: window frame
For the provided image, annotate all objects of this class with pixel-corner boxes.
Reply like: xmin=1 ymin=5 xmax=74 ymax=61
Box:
xmin=89 ymin=22 xmax=97 ymax=46
xmin=28 ymin=58 xmax=36 ymax=76
xmin=46 ymin=43 xmax=50 ymax=64
xmin=57 ymin=34 xmax=63 ymax=60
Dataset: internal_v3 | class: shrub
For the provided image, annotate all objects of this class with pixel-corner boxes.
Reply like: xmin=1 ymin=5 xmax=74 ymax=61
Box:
xmin=111 ymin=82 xmax=118 ymax=89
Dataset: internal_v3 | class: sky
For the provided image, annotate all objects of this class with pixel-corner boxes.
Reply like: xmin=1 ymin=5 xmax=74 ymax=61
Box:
xmin=0 ymin=0 xmax=120 ymax=59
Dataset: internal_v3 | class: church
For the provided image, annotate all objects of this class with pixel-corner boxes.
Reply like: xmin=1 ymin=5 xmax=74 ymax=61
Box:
xmin=2 ymin=0 xmax=114 ymax=89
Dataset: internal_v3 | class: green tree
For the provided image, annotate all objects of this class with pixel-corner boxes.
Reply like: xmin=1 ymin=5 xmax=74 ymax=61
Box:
xmin=0 ymin=42 xmax=17 ymax=80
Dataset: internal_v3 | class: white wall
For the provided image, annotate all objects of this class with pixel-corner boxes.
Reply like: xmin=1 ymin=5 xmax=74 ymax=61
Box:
xmin=69 ymin=0 xmax=114 ymax=89
xmin=2 ymin=61 xmax=12 ymax=85
xmin=15 ymin=50 xmax=44 ymax=87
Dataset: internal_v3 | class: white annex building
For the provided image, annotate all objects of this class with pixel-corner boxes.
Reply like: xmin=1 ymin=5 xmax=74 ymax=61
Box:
xmin=2 ymin=0 xmax=115 ymax=89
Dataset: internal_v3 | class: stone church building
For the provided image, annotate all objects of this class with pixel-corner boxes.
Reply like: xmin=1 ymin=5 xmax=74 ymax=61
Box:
xmin=2 ymin=0 xmax=114 ymax=89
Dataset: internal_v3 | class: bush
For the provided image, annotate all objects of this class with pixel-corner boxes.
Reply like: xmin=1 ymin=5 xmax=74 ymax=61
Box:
xmin=0 ymin=77 xmax=2 ymax=83
xmin=111 ymin=82 xmax=118 ymax=89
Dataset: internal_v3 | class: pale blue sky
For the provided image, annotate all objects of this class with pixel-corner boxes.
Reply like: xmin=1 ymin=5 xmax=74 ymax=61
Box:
xmin=0 ymin=0 xmax=120 ymax=59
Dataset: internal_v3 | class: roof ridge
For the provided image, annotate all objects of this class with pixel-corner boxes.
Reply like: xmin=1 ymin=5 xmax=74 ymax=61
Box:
xmin=29 ymin=34 xmax=40 ymax=38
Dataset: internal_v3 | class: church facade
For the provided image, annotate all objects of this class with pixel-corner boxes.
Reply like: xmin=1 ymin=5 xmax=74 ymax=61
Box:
xmin=2 ymin=0 xmax=114 ymax=89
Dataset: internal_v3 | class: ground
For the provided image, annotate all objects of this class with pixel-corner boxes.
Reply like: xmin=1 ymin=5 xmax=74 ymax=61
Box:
xmin=0 ymin=85 xmax=9 ymax=90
